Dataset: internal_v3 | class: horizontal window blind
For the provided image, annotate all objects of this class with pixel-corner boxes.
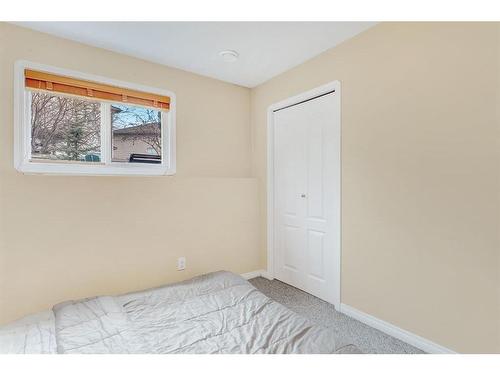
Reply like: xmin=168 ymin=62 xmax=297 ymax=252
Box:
xmin=25 ymin=69 xmax=170 ymax=110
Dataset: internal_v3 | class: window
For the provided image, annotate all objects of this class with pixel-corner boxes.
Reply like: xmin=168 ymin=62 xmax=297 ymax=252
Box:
xmin=111 ymin=104 xmax=162 ymax=163
xmin=14 ymin=61 xmax=176 ymax=176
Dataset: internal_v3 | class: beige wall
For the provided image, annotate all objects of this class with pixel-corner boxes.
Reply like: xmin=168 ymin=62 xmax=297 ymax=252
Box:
xmin=0 ymin=23 xmax=259 ymax=324
xmin=250 ymin=22 xmax=500 ymax=353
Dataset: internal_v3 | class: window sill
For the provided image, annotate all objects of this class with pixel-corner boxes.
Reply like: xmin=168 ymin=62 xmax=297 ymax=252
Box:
xmin=15 ymin=161 xmax=175 ymax=176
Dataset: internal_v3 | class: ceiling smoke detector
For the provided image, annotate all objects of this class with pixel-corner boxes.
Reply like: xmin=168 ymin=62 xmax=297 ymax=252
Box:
xmin=219 ymin=50 xmax=239 ymax=63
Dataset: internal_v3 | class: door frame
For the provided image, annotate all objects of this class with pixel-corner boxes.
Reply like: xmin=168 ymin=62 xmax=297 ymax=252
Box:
xmin=266 ymin=80 xmax=341 ymax=308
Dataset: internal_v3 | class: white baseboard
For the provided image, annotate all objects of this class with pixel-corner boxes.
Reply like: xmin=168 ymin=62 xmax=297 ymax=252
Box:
xmin=340 ymin=303 xmax=456 ymax=354
xmin=241 ymin=269 xmax=272 ymax=280
xmin=259 ymin=270 xmax=273 ymax=280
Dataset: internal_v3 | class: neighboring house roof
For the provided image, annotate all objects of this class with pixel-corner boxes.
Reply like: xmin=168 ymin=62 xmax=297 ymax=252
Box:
xmin=113 ymin=122 xmax=160 ymax=136
xmin=111 ymin=105 xmax=123 ymax=114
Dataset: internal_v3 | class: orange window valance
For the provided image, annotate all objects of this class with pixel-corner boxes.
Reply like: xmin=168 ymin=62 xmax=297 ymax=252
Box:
xmin=25 ymin=69 xmax=170 ymax=110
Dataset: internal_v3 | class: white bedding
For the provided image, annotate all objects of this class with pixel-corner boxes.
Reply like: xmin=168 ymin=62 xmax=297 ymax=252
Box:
xmin=0 ymin=271 xmax=360 ymax=354
xmin=0 ymin=310 xmax=56 ymax=354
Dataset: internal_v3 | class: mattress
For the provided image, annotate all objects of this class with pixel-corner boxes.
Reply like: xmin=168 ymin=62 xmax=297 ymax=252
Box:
xmin=0 ymin=271 xmax=361 ymax=354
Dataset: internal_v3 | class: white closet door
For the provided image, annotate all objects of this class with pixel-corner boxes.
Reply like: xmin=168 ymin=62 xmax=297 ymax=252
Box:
xmin=274 ymin=92 xmax=339 ymax=305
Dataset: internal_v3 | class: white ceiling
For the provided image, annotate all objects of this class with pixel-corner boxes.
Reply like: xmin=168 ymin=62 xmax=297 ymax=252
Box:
xmin=15 ymin=22 xmax=376 ymax=88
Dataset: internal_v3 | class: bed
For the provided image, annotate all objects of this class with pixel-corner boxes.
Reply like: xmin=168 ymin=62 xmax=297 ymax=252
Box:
xmin=0 ymin=271 xmax=360 ymax=354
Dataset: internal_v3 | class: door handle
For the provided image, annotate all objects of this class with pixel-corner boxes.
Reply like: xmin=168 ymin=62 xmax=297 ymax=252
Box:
xmin=300 ymin=194 xmax=306 ymax=198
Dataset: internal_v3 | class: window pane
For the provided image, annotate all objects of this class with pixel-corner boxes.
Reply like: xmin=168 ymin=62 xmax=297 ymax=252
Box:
xmin=111 ymin=104 xmax=162 ymax=163
xmin=30 ymin=91 xmax=101 ymax=162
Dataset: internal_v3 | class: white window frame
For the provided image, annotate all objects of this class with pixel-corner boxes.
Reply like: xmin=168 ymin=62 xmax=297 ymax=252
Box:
xmin=14 ymin=60 xmax=176 ymax=176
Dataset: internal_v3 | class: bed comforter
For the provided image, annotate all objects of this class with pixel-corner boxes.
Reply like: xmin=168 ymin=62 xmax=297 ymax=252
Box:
xmin=0 ymin=271 xmax=360 ymax=354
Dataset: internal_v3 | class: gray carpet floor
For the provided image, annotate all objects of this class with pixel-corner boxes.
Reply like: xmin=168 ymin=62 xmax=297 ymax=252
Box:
xmin=249 ymin=277 xmax=424 ymax=354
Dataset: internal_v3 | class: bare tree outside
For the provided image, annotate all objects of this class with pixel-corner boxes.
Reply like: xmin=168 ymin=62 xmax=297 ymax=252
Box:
xmin=30 ymin=91 xmax=101 ymax=162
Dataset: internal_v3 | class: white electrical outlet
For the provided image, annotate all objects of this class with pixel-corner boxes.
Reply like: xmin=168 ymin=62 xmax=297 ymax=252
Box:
xmin=177 ymin=257 xmax=186 ymax=271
